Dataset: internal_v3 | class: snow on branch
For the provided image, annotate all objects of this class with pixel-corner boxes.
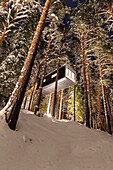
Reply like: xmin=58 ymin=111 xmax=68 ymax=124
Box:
xmin=0 ymin=0 xmax=40 ymax=44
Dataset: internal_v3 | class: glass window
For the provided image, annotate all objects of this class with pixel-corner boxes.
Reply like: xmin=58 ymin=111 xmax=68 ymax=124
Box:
xmin=72 ymin=72 xmax=74 ymax=79
xmin=51 ymin=73 xmax=57 ymax=78
xmin=69 ymin=70 xmax=71 ymax=77
xmin=66 ymin=68 xmax=69 ymax=76
xmin=43 ymin=79 xmax=46 ymax=82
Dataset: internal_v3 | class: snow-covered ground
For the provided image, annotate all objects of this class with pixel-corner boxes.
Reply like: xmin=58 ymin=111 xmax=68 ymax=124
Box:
xmin=0 ymin=109 xmax=113 ymax=170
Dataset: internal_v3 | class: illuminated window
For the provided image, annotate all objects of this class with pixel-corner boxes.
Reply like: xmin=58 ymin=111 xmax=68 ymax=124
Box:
xmin=69 ymin=70 xmax=71 ymax=77
xmin=43 ymin=79 xmax=46 ymax=82
xmin=51 ymin=73 xmax=57 ymax=78
xmin=66 ymin=68 xmax=69 ymax=76
xmin=72 ymin=72 xmax=74 ymax=79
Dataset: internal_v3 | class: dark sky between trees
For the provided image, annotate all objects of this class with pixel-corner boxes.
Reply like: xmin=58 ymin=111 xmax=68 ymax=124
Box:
xmin=64 ymin=0 xmax=85 ymax=7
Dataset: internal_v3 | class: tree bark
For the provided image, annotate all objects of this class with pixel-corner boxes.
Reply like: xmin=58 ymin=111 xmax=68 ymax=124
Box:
xmin=104 ymin=86 xmax=112 ymax=134
xmin=28 ymin=63 xmax=41 ymax=111
xmin=62 ymin=102 xmax=64 ymax=119
xmin=104 ymin=86 xmax=112 ymax=119
xmin=92 ymin=112 xmax=95 ymax=129
xmin=73 ymin=85 xmax=76 ymax=121
xmin=96 ymin=80 xmax=102 ymax=130
xmin=87 ymin=65 xmax=92 ymax=127
xmin=59 ymin=90 xmax=63 ymax=120
xmin=73 ymin=55 xmax=77 ymax=122
xmin=2 ymin=0 xmax=51 ymax=130
xmin=81 ymin=33 xmax=90 ymax=128
xmin=56 ymin=93 xmax=60 ymax=119
xmin=67 ymin=95 xmax=69 ymax=120
xmin=52 ymin=58 xmax=60 ymax=117
xmin=94 ymin=106 xmax=97 ymax=129
xmin=98 ymin=55 xmax=112 ymax=134
xmin=34 ymin=20 xmax=54 ymax=115
xmin=50 ymin=93 xmax=54 ymax=116
xmin=106 ymin=1 xmax=113 ymax=19
xmin=2 ymin=0 xmax=8 ymax=7
xmin=22 ymin=96 xmax=27 ymax=110
xmin=75 ymin=55 xmax=77 ymax=82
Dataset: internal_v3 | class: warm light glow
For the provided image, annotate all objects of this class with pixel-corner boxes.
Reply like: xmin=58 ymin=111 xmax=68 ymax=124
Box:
xmin=51 ymin=73 xmax=57 ymax=78
xmin=46 ymin=113 xmax=52 ymax=118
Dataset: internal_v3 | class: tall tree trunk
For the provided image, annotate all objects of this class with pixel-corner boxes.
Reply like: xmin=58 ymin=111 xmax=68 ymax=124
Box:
xmin=104 ymin=86 xmax=112 ymax=134
xmin=92 ymin=112 xmax=95 ymax=129
xmin=59 ymin=89 xmax=63 ymax=120
xmin=28 ymin=62 xmax=41 ymax=111
xmin=96 ymin=80 xmax=102 ymax=130
xmin=56 ymin=93 xmax=60 ymax=119
xmin=62 ymin=102 xmax=64 ymax=119
xmin=75 ymin=56 xmax=77 ymax=82
xmin=50 ymin=93 xmax=54 ymax=116
xmin=67 ymin=95 xmax=69 ymax=120
xmin=1 ymin=0 xmax=51 ymax=130
xmin=94 ymin=106 xmax=97 ymax=129
xmin=73 ymin=86 xmax=76 ymax=121
xmin=22 ymin=96 xmax=27 ymax=110
xmin=104 ymin=86 xmax=112 ymax=119
xmin=34 ymin=20 xmax=54 ymax=115
xmin=98 ymin=55 xmax=112 ymax=134
xmin=34 ymin=71 xmax=45 ymax=114
xmin=52 ymin=58 xmax=60 ymax=117
xmin=81 ymin=33 xmax=90 ymax=128
xmin=73 ymin=55 xmax=77 ymax=122
xmin=87 ymin=65 xmax=92 ymax=127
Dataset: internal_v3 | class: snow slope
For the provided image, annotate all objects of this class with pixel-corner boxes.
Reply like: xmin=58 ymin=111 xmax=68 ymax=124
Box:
xmin=0 ymin=110 xmax=113 ymax=170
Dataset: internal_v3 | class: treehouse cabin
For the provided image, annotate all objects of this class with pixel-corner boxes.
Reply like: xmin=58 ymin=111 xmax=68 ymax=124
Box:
xmin=41 ymin=65 xmax=76 ymax=94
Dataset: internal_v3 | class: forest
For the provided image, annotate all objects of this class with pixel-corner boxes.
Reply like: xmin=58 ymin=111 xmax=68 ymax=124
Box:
xmin=0 ymin=1 xmax=113 ymax=170
xmin=0 ymin=0 xmax=113 ymax=135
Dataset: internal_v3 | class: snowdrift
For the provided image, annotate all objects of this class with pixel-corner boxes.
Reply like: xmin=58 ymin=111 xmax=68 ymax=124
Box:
xmin=0 ymin=109 xmax=113 ymax=170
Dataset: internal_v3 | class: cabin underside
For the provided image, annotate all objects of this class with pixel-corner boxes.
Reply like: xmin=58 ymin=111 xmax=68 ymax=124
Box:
xmin=42 ymin=77 xmax=76 ymax=94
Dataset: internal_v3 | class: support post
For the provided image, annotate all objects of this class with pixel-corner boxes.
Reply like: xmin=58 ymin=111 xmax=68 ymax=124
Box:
xmin=47 ymin=93 xmax=51 ymax=116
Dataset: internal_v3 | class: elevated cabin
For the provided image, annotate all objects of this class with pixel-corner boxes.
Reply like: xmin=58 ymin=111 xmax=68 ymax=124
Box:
xmin=41 ymin=65 xmax=76 ymax=94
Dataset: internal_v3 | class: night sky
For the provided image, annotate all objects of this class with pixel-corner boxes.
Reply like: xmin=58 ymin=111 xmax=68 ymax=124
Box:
xmin=64 ymin=0 xmax=86 ymax=8
xmin=42 ymin=0 xmax=86 ymax=8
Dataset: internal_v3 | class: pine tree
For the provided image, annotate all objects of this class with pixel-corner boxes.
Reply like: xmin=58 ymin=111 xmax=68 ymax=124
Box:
xmin=67 ymin=86 xmax=84 ymax=123
xmin=0 ymin=0 xmax=52 ymax=130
